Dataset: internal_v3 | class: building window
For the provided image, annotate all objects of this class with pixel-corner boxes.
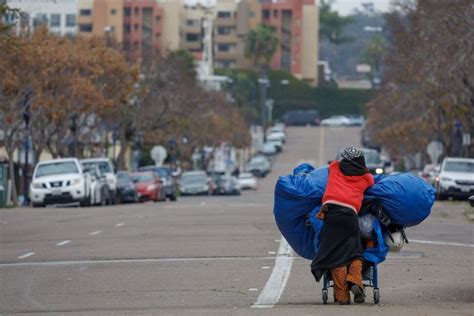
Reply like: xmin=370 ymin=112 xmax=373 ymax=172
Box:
xmin=217 ymin=43 xmax=233 ymax=52
xmin=66 ymin=14 xmax=76 ymax=27
xmin=134 ymin=8 xmax=139 ymax=16
xmin=33 ymin=13 xmax=48 ymax=27
xmin=124 ymin=24 xmax=131 ymax=33
xmin=134 ymin=24 xmax=139 ymax=31
xmin=186 ymin=19 xmax=196 ymax=26
xmin=273 ymin=9 xmax=278 ymax=18
xmin=217 ymin=27 xmax=233 ymax=35
xmin=79 ymin=9 xmax=92 ymax=16
xmin=262 ymin=10 xmax=270 ymax=19
xmin=111 ymin=9 xmax=116 ymax=15
xmin=124 ymin=8 xmax=131 ymax=17
xmin=186 ymin=33 xmax=199 ymax=42
xmin=156 ymin=16 xmax=161 ymax=24
xmin=217 ymin=11 xmax=231 ymax=18
xmin=50 ymin=14 xmax=60 ymax=27
xmin=79 ymin=24 xmax=93 ymax=32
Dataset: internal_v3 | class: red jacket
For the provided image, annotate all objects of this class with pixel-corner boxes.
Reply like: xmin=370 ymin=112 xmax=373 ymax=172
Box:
xmin=322 ymin=161 xmax=374 ymax=213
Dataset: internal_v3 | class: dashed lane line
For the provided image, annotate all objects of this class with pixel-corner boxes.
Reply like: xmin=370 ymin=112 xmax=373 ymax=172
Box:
xmin=56 ymin=240 xmax=71 ymax=246
xmin=17 ymin=252 xmax=35 ymax=259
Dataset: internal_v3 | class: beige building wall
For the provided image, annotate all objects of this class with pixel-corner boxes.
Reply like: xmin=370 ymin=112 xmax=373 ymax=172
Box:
xmin=156 ymin=0 xmax=184 ymax=53
xmin=77 ymin=0 xmax=123 ymax=43
xmin=301 ymin=3 xmax=319 ymax=85
xmin=181 ymin=5 xmax=206 ymax=52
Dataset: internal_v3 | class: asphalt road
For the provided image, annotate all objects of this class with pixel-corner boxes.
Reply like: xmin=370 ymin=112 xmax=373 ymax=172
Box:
xmin=1 ymin=127 xmax=473 ymax=315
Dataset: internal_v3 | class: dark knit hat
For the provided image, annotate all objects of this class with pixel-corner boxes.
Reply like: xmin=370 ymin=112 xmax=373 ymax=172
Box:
xmin=341 ymin=147 xmax=367 ymax=168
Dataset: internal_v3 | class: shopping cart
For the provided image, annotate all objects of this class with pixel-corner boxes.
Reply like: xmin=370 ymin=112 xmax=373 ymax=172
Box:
xmin=321 ymin=261 xmax=379 ymax=304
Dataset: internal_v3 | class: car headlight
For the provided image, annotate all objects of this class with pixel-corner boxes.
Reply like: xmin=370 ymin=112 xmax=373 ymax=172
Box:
xmin=375 ymin=168 xmax=384 ymax=174
xmin=32 ymin=182 xmax=43 ymax=189
xmin=147 ymin=184 xmax=157 ymax=191
xmin=440 ymin=177 xmax=452 ymax=182
xmin=71 ymin=179 xmax=81 ymax=186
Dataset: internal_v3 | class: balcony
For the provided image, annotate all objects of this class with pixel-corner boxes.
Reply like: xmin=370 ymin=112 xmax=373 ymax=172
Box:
xmin=214 ymin=17 xmax=236 ymax=27
xmin=213 ymin=33 xmax=237 ymax=44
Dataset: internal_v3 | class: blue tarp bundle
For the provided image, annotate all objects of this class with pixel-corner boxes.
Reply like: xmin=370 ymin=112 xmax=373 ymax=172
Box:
xmin=274 ymin=164 xmax=435 ymax=261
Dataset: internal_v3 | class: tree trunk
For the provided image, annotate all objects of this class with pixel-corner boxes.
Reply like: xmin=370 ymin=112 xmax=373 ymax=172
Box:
xmin=116 ymin=125 xmax=128 ymax=170
xmin=6 ymin=150 xmax=18 ymax=206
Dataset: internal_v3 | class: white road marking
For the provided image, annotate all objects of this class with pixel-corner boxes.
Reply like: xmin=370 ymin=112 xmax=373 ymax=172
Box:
xmin=410 ymin=239 xmax=474 ymax=248
xmin=115 ymin=223 xmax=125 ymax=227
xmin=268 ymin=251 xmax=276 ymax=255
xmin=249 ymin=288 xmax=259 ymax=292
xmin=17 ymin=252 xmax=35 ymax=259
xmin=0 ymin=256 xmax=277 ymax=267
xmin=56 ymin=240 xmax=71 ymax=246
xmin=252 ymin=237 xmax=294 ymax=309
xmin=88 ymin=230 xmax=102 ymax=236
xmin=261 ymin=266 xmax=271 ymax=269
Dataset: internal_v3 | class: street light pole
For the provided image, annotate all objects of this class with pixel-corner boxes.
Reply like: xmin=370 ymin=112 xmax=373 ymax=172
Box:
xmin=258 ymin=75 xmax=269 ymax=142
xmin=70 ymin=113 xmax=78 ymax=157
xmin=22 ymin=91 xmax=31 ymax=206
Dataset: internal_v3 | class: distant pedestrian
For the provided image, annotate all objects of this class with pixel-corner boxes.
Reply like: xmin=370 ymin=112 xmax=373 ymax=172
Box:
xmin=311 ymin=147 xmax=374 ymax=304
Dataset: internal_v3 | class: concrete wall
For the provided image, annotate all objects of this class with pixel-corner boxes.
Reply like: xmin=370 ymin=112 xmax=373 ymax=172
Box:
xmin=157 ymin=0 xmax=184 ymax=53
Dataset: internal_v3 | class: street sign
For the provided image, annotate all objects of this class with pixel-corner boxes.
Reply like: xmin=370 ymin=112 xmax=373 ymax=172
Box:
xmin=463 ymin=133 xmax=471 ymax=146
xmin=427 ymin=141 xmax=443 ymax=164
xmin=151 ymin=145 xmax=167 ymax=167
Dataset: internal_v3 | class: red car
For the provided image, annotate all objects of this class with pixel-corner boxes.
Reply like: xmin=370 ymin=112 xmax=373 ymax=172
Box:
xmin=130 ymin=171 xmax=165 ymax=202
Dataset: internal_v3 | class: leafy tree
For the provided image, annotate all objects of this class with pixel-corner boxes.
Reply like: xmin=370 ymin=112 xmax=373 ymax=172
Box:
xmin=319 ymin=0 xmax=354 ymax=73
xmin=360 ymin=34 xmax=386 ymax=80
xmin=244 ymin=24 xmax=278 ymax=69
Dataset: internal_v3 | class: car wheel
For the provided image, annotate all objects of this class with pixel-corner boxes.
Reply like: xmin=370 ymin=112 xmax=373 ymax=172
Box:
xmin=100 ymin=191 xmax=107 ymax=206
xmin=32 ymin=203 xmax=44 ymax=208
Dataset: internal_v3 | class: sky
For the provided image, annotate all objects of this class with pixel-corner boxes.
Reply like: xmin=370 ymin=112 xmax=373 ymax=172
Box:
xmin=184 ymin=0 xmax=391 ymax=16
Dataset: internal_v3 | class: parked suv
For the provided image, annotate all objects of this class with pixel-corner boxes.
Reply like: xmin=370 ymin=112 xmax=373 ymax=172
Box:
xmin=435 ymin=157 xmax=474 ymax=200
xmin=80 ymin=158 xmax=118 ymax=203
xmin=30 ymin=158 xmax=92 ymax=207
xmin=139 ymin=166 xmax=178 ymax=201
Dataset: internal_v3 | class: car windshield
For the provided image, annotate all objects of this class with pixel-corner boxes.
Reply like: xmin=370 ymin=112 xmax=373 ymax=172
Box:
xmin=82 ymin=161 xmax=112 ymax=174
xmin=363 ymin=150 xmax=382 ymax=164
xmin=181 ymin=173 xmax=207 ymax=184
xmin=117 ymin=172 xmax=130 ymax=183
xmin=443 ymin=161 xmax=474 ymax=173
xmin=131 ymin=174 xmax=154 ymax=182
xmin=36 ymin=161 xmax=79 ymax=178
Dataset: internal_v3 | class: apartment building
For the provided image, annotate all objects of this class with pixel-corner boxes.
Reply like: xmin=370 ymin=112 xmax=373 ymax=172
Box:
xmin=260 ymin=0 xmax=318 ymax=85
xmin=211 ymin=0 xmax=318 ymax=85
xmin=77 ymin=0 xmax=124 ymax=42
xmin=181 ymin=4 xmax=207 ymax=54
xmin=6 ymin=0 xmax=78 ymax=36
xmin=156 ymin=0 xmax=184 ymax=53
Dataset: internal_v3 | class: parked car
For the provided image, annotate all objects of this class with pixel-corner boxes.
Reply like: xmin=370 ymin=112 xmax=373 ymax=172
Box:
xmin=139 ymin=166 xmax=178 ymax=201
xmin=237 ymin=173 xmax=257 ymax=190
xmin=179 ymin=171 xmax=212 ymax=195
xmin=321 ymin=115 xmax=351 ymax=127
xmin=30 ymin=158 xmax=92 ymax=207
xmin=245 ymin=155 xmax=272 ymax=177
xmin=347 ymin=115 xmax=365 ymax=126
xmin=421 ymin=164 xmax=438 ymax=186
xmin=130 ymin=171 xmax=165 ymax=202
xmin=266 ymin=131 xmax=286 ymax=143
xmin=80 ymin=158 xmax=118 ymax=204
xmin=266 ymin=139 xmax=283 ymax=152
xmin=283 ymin=110 xmax=320 ymax=126
xmin=88 ymin=165 xmax=112 ymax=205
xmin=435 ymin=157 xmax=474 ymax=200
xmin=260 ymin=142 xmax=279 ymax=155
xmin=215 ymin=176 xmax=241 ymax=195
xmin=116 ymin=171 xmax=138 ymax=203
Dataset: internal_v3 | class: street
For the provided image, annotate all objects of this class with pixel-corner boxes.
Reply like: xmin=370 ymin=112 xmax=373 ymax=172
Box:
xmin=1 ymin=127 xmax=473 ymax=315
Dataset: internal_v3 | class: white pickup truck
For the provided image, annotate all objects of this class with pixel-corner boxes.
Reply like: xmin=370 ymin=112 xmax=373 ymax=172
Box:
xmin=30 ymin=158 xmax=92 ymax=207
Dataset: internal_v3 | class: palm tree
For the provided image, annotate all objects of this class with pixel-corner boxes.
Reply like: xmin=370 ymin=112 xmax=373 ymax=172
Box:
xmin=244 ymin=24 xmax=279 ymax=70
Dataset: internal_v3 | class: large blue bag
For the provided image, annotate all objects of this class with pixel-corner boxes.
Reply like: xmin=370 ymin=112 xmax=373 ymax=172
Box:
xmin=273 ymin=164 xmax=328 ymax=259
xmin=274 ymin=163 xmax=434 ymax=260
xmin=366 ymin=173 xmax=435 ymax=227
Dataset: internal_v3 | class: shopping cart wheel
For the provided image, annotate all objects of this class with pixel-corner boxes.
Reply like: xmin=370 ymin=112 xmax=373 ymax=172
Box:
xmin=322 ymin=289 xmax=328 ymax=304
xmin=373 ymin=288 xmax=380 ymax=304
